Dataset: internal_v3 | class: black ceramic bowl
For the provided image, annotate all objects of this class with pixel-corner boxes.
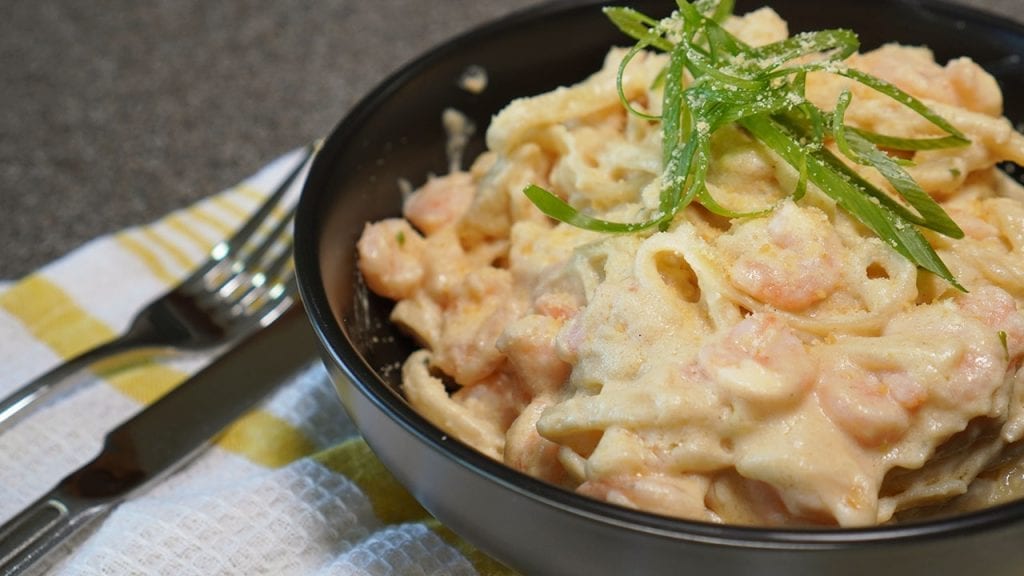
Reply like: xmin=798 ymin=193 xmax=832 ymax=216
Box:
xmin=295 ymin=1 xmax=1024 ymax=574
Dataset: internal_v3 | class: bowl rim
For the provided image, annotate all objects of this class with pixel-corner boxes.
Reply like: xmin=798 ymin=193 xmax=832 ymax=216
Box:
xmin=295 ymin=0 xmax=1024 ymax=549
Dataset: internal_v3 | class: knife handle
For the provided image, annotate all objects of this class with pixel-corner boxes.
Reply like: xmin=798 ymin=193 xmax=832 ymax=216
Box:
xmin=0 ymin=492 xmax=108 ymax=576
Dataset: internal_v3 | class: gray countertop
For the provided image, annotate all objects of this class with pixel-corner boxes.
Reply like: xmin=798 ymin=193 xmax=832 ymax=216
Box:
xmin=2 ymin=0 xmax=1020 ymax=279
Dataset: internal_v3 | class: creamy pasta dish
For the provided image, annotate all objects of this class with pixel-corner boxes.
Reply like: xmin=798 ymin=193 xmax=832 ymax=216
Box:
xmin=356 ymin=4 xmax=1024 ymax=527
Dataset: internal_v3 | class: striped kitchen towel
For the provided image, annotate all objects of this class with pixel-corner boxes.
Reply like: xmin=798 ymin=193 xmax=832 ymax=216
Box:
xmin=0 ymin=147 xmax=513 ymax=576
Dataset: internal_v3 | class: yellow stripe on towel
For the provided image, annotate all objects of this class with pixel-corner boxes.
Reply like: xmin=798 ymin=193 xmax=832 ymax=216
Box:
xmin=0 ymin=274 xmax=184 ymax=404
xmin=116 ymin=232 xmax=179 ymax=285
xmin=140 ymin=226 xmax=195 ymax=274
xmin=315 ymin=439 xmax=429 ymax=524
xmin=166 ymin=213 xmax=217 ymax=253
xmin=105 ymin=363 xmax=190 ymax=405
xmin=0 ymin=275 xmax=115 ymax=357
xmin=236 ymin=183 xmax=267 ymax=204
xmin=314 ymin=439 xmax=516 ymax=576
xmin=117 ymin=199 xmax=242 ymax=286
xmin=1 ymin=269 xmax=317 ymax=471
xmin=211 ymin=191 xmax=253 ymax=221
xmin=185 ymin=203 xmax=236 ymax=238
xmin=218 ymin=410 xmax=316 ymax=468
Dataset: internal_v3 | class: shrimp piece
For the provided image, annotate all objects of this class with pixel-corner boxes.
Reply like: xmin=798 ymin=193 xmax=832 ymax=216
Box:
xmin=497 ymin=314 xmax=572 ymax=396
xmin=532 ymin=291 xmax=581 ymax=322
xmin=699 ymin=313 xmax=817 ymax=409
xmin=434 ymin=267 xmax=524 ymax=386
xmin=451 ymin=370 xmax=527 ymax=433
xmin=957 ymin=285 xmax=1024 ymax=362
xmin=820 ymin=299 xmax=1015 ymax=448
xmin=356 ymin=219 xmax=425 ymax=300
xmin=403 ymin=172 xmax=476 ymax=235
xmin=887 ymin=302 xmax=1011 ymax=410
xmin=817 ymin=357 xmax=918 ymax=448
xmin=724 ymin=201 xmax=843 ymax=311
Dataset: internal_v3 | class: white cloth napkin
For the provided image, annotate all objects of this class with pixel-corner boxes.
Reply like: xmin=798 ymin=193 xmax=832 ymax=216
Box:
xmin=0 ymin=149 xmax=513 ymax=576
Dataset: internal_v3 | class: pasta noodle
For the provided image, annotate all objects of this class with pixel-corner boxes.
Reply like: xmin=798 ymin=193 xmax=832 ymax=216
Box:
xmin=355 ymin=6 xmax=1024 ymax=527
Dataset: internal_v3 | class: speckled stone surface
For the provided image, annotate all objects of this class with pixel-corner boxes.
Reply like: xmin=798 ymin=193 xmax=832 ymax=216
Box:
xmin=1 ymin=0 xmax=1020 ymax=279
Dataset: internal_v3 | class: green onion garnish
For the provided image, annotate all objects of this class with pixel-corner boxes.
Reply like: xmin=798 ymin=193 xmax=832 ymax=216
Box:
xmin=524 ymin=0 xmax=972 ymax=289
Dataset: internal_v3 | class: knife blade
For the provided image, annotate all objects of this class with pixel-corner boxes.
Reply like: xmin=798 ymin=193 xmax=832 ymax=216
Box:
xmin=0 ymin=303 xmax=318 ymax=576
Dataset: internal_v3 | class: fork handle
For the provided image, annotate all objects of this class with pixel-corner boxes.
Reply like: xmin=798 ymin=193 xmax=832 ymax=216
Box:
xmin=0 ymin=332 xmax=153 ymax=433
xmin=0 ymin=491 xmax=110 ymax=576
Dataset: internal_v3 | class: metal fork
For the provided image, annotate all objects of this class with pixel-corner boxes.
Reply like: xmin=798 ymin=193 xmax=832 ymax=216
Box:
xmin=0 ymin=144 xmax=315 ymax=433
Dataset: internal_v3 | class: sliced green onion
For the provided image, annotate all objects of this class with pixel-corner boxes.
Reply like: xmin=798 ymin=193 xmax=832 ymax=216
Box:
xmin=616 ymin=40 xmax=664 ymax=121
xmin=832 ymin=90 xmax=964 ymax=238
xmin=602 ymin=7 xmax=674 ymax=51
xmin=743 ymin=114 xmax=964 ymax=290
xmin=524 ymin=0 xmax=975 ymax=289
xmin=523 ymin=184 xmax=660 ymax=233
xmin=837 ymin=68 xmax=971 ymax=149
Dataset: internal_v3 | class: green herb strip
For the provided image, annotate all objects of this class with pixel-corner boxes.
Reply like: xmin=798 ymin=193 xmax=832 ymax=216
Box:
xmin=523 ymin=0 xmax=975 ymax=288
xmin=742 ymin=114 xmax=964 ymax=290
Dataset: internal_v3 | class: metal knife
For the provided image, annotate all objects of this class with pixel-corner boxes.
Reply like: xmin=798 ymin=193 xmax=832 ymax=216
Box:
xmin=0 ymin=303 xmax=318 ymax=576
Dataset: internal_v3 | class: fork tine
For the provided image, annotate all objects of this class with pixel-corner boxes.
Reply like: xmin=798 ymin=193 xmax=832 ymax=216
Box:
xmin=228 ymin=243 xmax=295 ymax=313
xmin=240 ymin=203 xmax=298 ymax=267
xmin=213 ymin=144 xmax=309 ymax=257
xmin=257 ymin=275 xmax=299 ymax=327
xmin=193 ymin=143 xmax=315 ymax=290
xmin=214 ymin=203 xmax=298 ymax=299
xmin=229 ymin=273 xmax=298 ymax=333
xmin=0 ymin=146 xmax=315 ymax=434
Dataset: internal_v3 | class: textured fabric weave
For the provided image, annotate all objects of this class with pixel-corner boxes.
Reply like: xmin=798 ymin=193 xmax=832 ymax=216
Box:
xmin=0 ymin=149 xmax=515 ymax=576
